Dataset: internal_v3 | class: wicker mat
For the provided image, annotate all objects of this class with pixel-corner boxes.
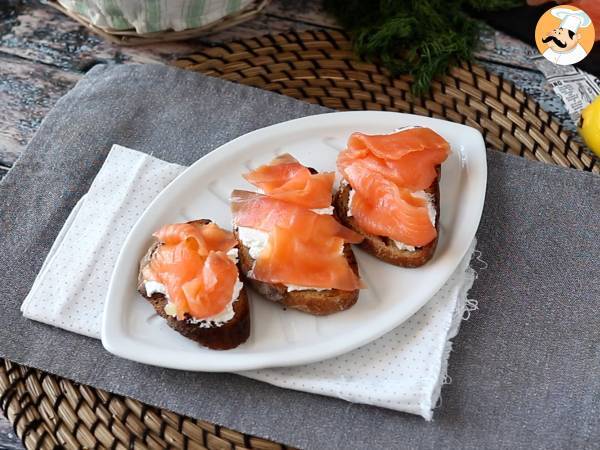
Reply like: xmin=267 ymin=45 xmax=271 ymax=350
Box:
xmin=1 ymin=29 xmax=598 ymax=450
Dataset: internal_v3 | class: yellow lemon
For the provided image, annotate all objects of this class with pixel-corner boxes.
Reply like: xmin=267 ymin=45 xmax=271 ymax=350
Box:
xmin=579 ymin=95 xmax=600 ymax=157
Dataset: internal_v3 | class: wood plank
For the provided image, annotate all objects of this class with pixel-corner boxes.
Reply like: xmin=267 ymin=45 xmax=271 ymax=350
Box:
xmin=0 ymin=0 xmax=335 ymax=167
xmin=197 ymin=6 xmax=325 ymax=43
xmin=475 ymin=24 xmax=539 ymax=71
xmin=0 ymin=0 xmax=336 ymax=72
xmin=0 ymin=54 xmax=80 ymax=166
xmin=0 ymin=414 xmax=22 ymax=450
xmin=265 ymin=0 xmax=339 ymax=28
xmin=0 ymin=2 xmax=537 ymax=77
xmin=0 ymin=1 xmax=196 ymax=67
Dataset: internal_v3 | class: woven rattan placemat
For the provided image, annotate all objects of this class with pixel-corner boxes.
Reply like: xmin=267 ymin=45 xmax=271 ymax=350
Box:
xmin=176 ymin=30 xmax=598 ymax=173
xmin=1 ymin=29 xmax=597 ymax=450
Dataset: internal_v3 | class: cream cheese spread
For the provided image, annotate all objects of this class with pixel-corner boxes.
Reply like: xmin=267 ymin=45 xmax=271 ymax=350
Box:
xmin=236 ymin=226 xmax=269 ymax=260
xmin=286 ymin=285 xmax=330 ymax=292
xmin=311 ymin=205 xmax=335 ymax=215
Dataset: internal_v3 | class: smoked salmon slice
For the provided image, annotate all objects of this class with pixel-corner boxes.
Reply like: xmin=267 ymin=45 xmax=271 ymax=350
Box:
xmin=348 ymin=127 xmax=449 ymax=160
xmin=337 ymin=127 xmax=449 ymax=247
xmin=243 ymin=154 xmax=335 ymax=209
xmin=343 ymin=162 xmax=437 ymax=247
xmin=154 ymin=222 xmax=237 ymax=256
xmin=339 ymin=128 xmax=449 ymax=191
xmin=254 ymin=226 xmax=360 ymax=291
xmin=231 ymin=190 xmax=362 ymax=244
xmin=143 ymin=222 xmax=239 ymax=320
xmin=231 ymin=190 xmax=363 ymax=291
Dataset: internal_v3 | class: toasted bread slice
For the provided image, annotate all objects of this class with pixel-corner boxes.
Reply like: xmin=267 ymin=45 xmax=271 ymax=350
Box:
xmin=234 ymin=228 xmax=359 ymax=315
xmin=137 ymin=219 xmax=250 ymax=350
xmin=333 ymin=169 xmax=440 ymax=268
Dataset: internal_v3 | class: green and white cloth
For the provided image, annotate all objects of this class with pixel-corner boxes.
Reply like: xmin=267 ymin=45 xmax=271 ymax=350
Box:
xmin=58 ymin=0 xmax=254 ymax=33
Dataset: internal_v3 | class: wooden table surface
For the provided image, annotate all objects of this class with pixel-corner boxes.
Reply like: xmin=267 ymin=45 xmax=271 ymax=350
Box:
xmin=0 ymin=1 xmax=574 ymax=448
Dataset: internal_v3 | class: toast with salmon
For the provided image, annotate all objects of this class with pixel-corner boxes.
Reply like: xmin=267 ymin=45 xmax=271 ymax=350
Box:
xmin=231 ymin=154 xmax=363 ymax=315
xmin=137 ymin=219 xmax=250 ymax=350
xmin=234 ymin=228 xmax=360 ymax=315
xmin=334 ymin=169 xmax=440 ymax=268
xmin=334 ymin=127 xmax=449 ymax=268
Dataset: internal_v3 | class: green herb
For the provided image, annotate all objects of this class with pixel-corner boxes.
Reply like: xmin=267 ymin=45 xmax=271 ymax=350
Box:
xmin=324 ymin=0 xmax=523 ymax=95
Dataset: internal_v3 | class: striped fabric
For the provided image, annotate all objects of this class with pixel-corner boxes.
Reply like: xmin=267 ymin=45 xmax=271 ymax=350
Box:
xmin=57 ymin=0 xmax=256 ymax=33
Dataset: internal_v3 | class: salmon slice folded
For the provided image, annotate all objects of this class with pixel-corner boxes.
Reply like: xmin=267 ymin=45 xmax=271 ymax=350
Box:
xmin=341 ymin=128 xmax=450 ymax=191
xmin=231 ymin=190 xmax=363 ymax=291
xmin=348 ymin=127 xmax=449 ymax=160
xmin=243 ymin=153 xmax=335 ymax=209
xmin=143 ymin=222 xmax=239 ymax=320
xmin=154 ymin=222 xmax=237 ymax=255
xmin=231 ymin=190 xmax=362 ymax=244
xmin=338 ymin=127 xmax=450 ymax=247
xmin=343 ymin=161 xmax=437 ymax=247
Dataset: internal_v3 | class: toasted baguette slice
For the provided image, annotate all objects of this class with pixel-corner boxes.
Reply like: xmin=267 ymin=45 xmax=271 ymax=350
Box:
xmin=137 ymin=219 xmax=250 ymax=350
xmin=333 ymin=169 xmax=440 ymax=268
xmin=234 ymin=228 xmax=359 ymax=315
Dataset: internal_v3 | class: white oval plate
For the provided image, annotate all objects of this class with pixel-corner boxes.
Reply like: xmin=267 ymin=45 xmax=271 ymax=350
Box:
xmin=102 ymin=111 xmax=487 ymax=372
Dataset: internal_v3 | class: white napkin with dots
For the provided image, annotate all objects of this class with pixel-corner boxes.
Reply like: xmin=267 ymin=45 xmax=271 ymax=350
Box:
xmin=21 ymin=144 xmax=477 ymax=420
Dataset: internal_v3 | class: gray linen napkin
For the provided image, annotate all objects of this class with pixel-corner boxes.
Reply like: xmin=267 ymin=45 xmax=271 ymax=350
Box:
xmin=0 ymin=63 xmax=598 ymax=449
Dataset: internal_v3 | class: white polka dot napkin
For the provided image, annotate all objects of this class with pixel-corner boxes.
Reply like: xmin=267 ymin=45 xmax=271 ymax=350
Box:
xmin=21 ymin=144 xmax=477 ymax=420
xmin=20 ymin=145 xmax=185 ymax=337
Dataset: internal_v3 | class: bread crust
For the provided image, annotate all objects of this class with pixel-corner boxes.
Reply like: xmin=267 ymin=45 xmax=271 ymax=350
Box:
xmin=137 ymin=220 xmax=250 ymax=350
xmin=333 ymin=170 xmax=440 ymax=268
xmin=234 ymin=229 xmax=359 ymax=316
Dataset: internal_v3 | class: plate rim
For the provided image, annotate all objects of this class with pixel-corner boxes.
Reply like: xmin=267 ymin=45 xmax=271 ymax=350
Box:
xmin=101 ymin=110 xmax=487 ymax=371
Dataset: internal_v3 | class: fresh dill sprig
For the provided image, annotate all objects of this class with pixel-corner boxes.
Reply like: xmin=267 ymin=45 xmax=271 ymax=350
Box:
xmin=324 ymin=0 xmax=523 ymax=95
